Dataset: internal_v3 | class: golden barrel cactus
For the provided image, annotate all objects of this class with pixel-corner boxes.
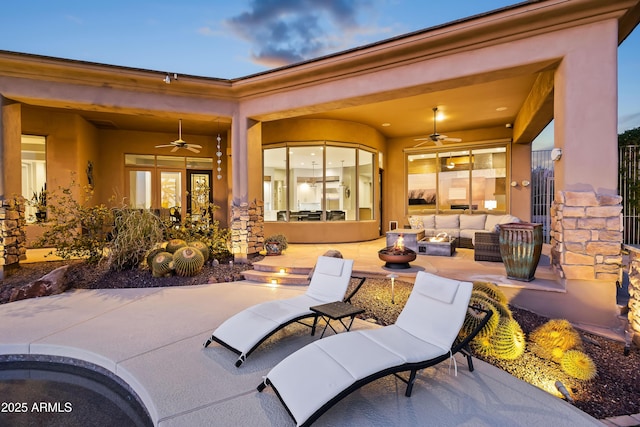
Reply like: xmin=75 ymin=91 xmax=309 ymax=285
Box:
xmin=173 ymin=247 xmax=205 ymax=277
xmin=151 ymin=252 xmax=174 ymax=277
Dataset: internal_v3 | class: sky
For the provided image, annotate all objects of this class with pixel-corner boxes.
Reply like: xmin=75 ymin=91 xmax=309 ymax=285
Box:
xmin=1 ymin=0 xmax=639 ymax=138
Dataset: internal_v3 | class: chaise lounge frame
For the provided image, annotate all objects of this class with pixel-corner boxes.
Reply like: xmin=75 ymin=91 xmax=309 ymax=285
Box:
xmin=203 ymin=256 xmax=366 ymax=367
xmin=257 ymin=272 xmax=492 ymax=427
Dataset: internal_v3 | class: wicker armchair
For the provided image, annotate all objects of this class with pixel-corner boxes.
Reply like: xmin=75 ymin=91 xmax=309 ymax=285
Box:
xmin=474 ymin=232 xmax=502 ymax=262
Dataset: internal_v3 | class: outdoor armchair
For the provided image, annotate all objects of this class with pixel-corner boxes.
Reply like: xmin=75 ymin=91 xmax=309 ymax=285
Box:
xmin=257 ymin=271 xmax=492 ymax=427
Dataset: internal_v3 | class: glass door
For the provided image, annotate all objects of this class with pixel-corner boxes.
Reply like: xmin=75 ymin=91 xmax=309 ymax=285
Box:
xmin=159 ymin=169 xmax=183 ymax=221
xmin=187 ymin=170 xmax=212 ymax=222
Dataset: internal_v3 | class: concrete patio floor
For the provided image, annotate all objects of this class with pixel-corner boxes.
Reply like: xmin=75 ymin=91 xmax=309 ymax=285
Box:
xmin=0 ymin=281 xmax=604 ymax=427
xmin=0 ymin=242 xmax=612 ymax=426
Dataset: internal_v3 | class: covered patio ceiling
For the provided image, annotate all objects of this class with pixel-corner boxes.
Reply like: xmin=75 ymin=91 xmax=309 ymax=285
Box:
xmin=21 ymin=68 xmax=549 ymax=147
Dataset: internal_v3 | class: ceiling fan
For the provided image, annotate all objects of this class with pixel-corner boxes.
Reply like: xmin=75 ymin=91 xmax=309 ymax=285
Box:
xmin=155 ymin=119 xmax=202 ymax=153
xmin=413 ymin=107 xmax=462 ymax=147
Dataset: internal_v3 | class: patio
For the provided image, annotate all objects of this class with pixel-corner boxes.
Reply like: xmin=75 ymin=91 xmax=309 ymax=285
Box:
xmin=0 ymin=271 xmax=603 ymax=426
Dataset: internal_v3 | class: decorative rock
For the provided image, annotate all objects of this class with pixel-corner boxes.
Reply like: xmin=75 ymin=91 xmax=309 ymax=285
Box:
xmin=9 ymin=265 xmax=71 ymax=302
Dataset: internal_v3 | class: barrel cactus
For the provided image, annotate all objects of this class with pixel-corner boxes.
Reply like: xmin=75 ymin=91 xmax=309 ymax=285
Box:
xmin=151 ymin=252 xmax=174 ymax=277
xmin=145 ymin=247 xmax=165 ymax=268
xmin=471 ymin=291 xmax=512 ymax=320
xmin=529 ymin=319 xmax=583 ymax=362
xmin=462 ymin=295 xmax=500 ymax=340
xmin=173 ymin=246 xmax=205 ymax=277
xmin=560 ymin=349 xmax=597 ymax=380
xmin=472 ymin=281 xmax=508 ymax=305
xmin=489 ymin=317 xmax=526 ymax=360
xmin=166 ymin=238 xmax=187 ymax=254
xmin=188 ymin=241 xmax=210 ymax=263
xmin=470 ymin=335 xmax=494 ymax=358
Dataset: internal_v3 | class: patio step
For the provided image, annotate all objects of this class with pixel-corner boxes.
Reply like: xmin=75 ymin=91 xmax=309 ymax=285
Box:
xmin=252 ymin=263 xmax=311 ymax=275
xmin=242 ymin=269 xmax=310 ymax=286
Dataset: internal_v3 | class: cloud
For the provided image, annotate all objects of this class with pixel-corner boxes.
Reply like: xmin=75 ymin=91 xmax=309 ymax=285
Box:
xmin=224 ymin=0 xmax=388 ymax=68
xmin=619 ymin=111 xmax=640 ymax=131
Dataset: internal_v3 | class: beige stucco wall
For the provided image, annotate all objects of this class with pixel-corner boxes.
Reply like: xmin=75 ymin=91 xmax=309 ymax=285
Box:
xmin=261 ymin=118 xmax=385 ymax=243
xmin=21 ymin=106 xmax=230 ymax=228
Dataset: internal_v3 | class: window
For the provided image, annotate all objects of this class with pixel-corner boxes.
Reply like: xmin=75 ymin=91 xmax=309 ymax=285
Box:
xmin=21 ymin=135 xmax=46 ymax=223
xmin=263 ymin=143 xmax=376 ymax=222
xmin=124 ymin=154 xmax=213 ymax=220
xmin=407 ymin=145 xmax=507 ymax=214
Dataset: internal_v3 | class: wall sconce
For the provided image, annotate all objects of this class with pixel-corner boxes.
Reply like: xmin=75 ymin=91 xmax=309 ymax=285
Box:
xmin=521 ymin=180 xmax=530 ymax=187
xmin=164 ymin=73 xmax=178 ymax=84
xmin=551 ymin=148 xmax=562 ymax=161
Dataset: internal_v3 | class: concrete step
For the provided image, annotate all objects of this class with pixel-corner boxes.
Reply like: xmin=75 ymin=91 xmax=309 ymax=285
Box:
xmin=252 ymin=263 xmax=311 ymax=275
xmin=242 ymin=269 xmax=310 ymax=286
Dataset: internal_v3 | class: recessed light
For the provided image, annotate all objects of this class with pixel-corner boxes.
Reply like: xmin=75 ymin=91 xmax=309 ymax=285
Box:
xmin=382 ymin=123 xmax=391 ymax=127
xmin=496 ymin=107 xmax=508 ymax=112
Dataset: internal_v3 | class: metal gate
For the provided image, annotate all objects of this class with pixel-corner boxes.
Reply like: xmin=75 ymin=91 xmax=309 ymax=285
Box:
xmin=620 ymin=145 xmax=640 ymax=245
xmin=531 ymin=150 xmax=554 ymax=243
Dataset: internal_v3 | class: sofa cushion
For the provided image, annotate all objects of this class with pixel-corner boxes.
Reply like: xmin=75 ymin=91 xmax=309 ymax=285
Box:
xmin=460 ymin=214 xmax=486 ymax=230
xmin=435 ymin=214 xmax=459 ymax=229
xmin=421 ymin=214 xmax=436 ymax=229
xmin=409 ymin=216 xmax=423 ymax=229
xmin=485 ymin=214 xmax=521 ymax=232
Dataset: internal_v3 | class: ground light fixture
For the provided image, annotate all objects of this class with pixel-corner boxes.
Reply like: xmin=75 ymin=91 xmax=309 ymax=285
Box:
xmin=386 ymin=273 xmax=398 ymax=304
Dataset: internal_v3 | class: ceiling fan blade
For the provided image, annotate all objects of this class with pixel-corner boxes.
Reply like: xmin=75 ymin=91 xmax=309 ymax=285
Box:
xmin=155 ymin=144 xmax=174 ymax=148
xmin=171 ymin=146 xmax=180 ymax=152
xmin=187 ymin=143 xmax=202 ymax=149
xmin=413 ymin=137 xmax=430 ymax=141
xmin=186 ymin=146 xmax=200 ymax=153
xmin=412 ymin=140 xmax=431 ymax=148
xmin=444 ymin=137 xmax=462 ymax=143
xmin=434 ymin=140 xmax=443 ymax=146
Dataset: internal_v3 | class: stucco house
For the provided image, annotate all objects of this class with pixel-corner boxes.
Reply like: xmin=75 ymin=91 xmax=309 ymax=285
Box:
xmin=1 ymin=0 xmax=640 ymax=329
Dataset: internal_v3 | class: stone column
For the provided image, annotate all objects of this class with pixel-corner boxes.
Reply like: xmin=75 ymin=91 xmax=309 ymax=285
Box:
xmin=627 ymin=249 xmax=640 ymax=347
xmin=0 ymin=198 xmax=27 ymax=279
xmin=550 ymin=191 xmax=622 ymax=281
xmin=1 ymin=97 xmax=25 ymax=279
xmin=230 ymin=199 xmax=264 ymax=263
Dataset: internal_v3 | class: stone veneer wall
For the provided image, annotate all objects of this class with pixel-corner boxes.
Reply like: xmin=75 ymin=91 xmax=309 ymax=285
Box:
xmin=626 ymin=248 xmax=640 ymax=346
xmin=550 ymin=191 xmax=622 ymax=281
xmin=230 ymin=199 xmax=264 ymax=263
xmin=0 ymin=198 xmax=27 ymax=278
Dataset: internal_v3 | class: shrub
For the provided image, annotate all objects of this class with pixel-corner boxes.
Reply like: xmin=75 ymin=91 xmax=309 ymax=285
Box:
xmin=265 ymin=233 xmax=288 ymax=250
xmin=162 ymin=205 xmax=231 ymax=261
xmin=33 ymin=177 xmax=114 ymax=264
xmin=107 ymin=208 xmax=164 ymax=271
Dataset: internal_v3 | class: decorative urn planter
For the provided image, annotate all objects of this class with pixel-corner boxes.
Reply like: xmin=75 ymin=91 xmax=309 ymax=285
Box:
xmin=265 ymin=242 xmax=283 ymax=256
xmin=499 ymin=223 xmax=543 ymax=282
xmin=264 ymin=234 xmax=288 ymax=256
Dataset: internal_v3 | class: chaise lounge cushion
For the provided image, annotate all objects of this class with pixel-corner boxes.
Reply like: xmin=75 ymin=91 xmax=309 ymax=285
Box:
xmin=264 ymin=272 xmax=473 ymax=426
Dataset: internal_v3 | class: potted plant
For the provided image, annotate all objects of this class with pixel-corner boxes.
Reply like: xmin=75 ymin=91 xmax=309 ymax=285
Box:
xmin=32 ymin=184 xmax=47 ymax=222
xmin=264 ymin=233 xmax=288 ymax=256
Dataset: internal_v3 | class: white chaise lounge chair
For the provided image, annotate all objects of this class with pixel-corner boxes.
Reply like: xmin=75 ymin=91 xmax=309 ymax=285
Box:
xmin=204 ymin=256 xmax=362 ymax=367
xmin=258 ymin=271 xmax=492 ymax=427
